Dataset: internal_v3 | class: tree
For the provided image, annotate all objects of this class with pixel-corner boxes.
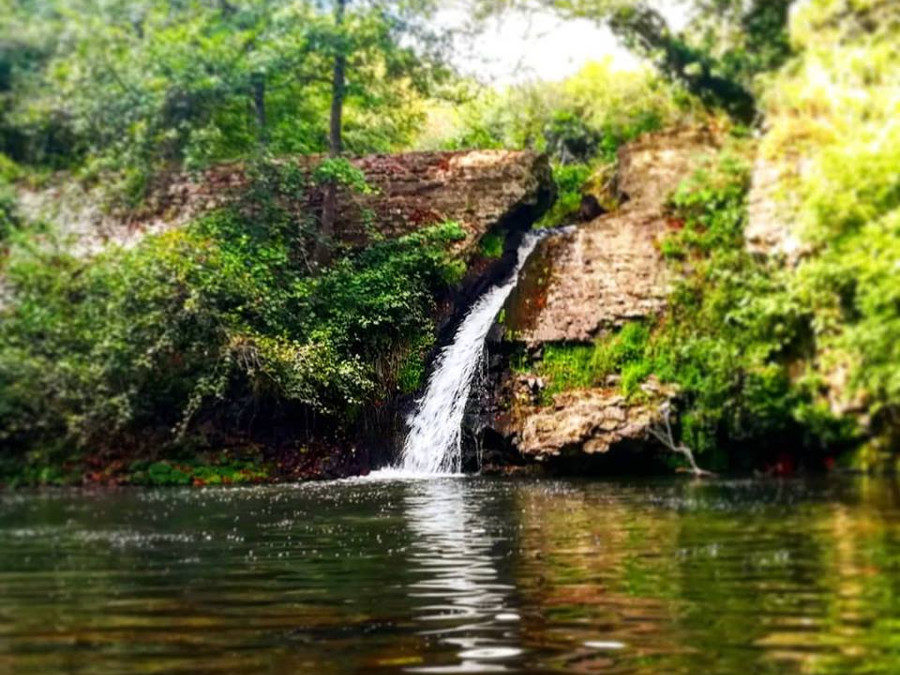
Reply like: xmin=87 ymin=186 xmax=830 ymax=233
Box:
xmin=0 ymin=0 xmax=445 ymax=187
xmin=308 ymin=0 xmax=448 ymax=263
xmin=314 ymin=0 xmax=348 ymax=266
xmin=474 ymin=0 xmax=795 ymax=123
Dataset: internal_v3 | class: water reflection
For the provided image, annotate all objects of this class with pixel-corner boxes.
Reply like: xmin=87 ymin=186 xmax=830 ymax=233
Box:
xmin=0 ymin=478 xmax=898 ymax=673
xmin=512 ymin=478 xmax=900 ymax=673
xmin=403 ymin=479 xmax=521 ymax=672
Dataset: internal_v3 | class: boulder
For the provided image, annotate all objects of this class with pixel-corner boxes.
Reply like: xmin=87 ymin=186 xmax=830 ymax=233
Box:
xmin=493 ymin=376 xmax=676 ymax=460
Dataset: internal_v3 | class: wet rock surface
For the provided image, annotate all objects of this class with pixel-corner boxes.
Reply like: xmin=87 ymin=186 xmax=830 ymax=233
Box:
xmin=504 ymin=209 xmax=670 ymax=343
xmin=505 ymin=128 xmax=717 ymax=343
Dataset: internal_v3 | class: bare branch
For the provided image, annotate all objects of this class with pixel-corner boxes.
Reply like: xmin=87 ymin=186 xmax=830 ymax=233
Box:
xmin=649 ymin=402 xmax=716 ymax=478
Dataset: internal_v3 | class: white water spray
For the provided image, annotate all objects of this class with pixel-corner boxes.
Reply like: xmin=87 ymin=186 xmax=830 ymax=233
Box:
xmin=396 ymin=231 xmax=545 ymax=475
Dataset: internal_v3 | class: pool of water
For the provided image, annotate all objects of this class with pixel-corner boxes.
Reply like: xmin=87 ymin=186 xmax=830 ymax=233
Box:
xmin=0 ymin=476 xmax=898 ymax=673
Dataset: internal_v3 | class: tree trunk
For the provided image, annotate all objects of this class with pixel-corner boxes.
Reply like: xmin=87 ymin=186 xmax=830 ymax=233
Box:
xmin=251 ymin=72 xmax=267 ymax=145
xmin=314 ymin=0 xmax=347 ymax=267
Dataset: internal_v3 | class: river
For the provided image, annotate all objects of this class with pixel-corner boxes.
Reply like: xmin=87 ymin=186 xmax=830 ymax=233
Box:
xmin=1 ymin=476 xmax=898 ymax=673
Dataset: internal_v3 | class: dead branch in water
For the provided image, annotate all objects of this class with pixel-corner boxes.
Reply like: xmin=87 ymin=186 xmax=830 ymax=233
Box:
xmin=649 ymin=402 xmax=716 ymax=478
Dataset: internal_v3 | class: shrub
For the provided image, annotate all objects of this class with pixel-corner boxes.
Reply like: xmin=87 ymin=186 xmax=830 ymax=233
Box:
xmin=0 ymin=164 xmax=466 ymax=466
xmin=536 ymin=163 xmax=592 ymax=228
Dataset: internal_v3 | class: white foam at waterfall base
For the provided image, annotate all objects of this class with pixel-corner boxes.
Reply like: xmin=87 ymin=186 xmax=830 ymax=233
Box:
xmin=389 ymin=231 xmax=546 ymax=476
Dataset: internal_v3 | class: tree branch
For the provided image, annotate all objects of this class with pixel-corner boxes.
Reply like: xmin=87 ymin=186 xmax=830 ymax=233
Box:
xmin=649 ymin=401 xmax=716 ymax=478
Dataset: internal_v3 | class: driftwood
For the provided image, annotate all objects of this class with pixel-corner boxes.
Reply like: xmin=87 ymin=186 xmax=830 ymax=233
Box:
xmin=649 ymin=402 xmax=716 ymax=478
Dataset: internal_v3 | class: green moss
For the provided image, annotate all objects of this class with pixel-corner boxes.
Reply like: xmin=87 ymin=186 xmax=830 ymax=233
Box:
xmin=128 ymin=458 xmax=270 ymax=486
xmin=479 ymin=231 xmax=505 ymax=259
xmin=397 ymin=333 xmax=436 ymax=395
xmin=526 ymin=322 xmax=653 ymax=402
xmin=536 ymin=163 xmax=592 ymax=228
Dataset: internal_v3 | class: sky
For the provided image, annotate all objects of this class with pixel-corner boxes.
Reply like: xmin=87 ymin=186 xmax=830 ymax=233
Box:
xmin=438 ymin=3 xmax=690 ymax=85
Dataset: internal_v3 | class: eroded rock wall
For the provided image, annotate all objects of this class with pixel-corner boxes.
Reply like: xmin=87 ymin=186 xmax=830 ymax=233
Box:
xmin=18 ymin=150 xmax=554 ymax=257
xmin=482 ymin=128 xmax=721 ymax=467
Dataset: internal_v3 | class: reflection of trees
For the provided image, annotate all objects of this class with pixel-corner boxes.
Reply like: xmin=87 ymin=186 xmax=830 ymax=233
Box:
xmin=512 ymin=479 xmax=900 ymax=673
xmin=797 ymin=478 xmax=900 ymax=673
xmin=0 ymin=486 xmax=406 ymax=674
xmin=512 ymin=482 xmax=689 ymax=671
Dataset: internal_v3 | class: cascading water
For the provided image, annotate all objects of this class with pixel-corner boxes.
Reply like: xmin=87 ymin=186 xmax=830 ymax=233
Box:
xmin=397 ymin=230 xmax=546 ymax=475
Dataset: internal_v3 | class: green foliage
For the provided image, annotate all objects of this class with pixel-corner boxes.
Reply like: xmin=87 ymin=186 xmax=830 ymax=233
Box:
xmin=529 ymin=322 xmax=652 ymax=401
xmin=650 ymin=151 xmax=833 ymax=460
xmin=757 ymin=0 xmax=900 ymax=458
xmin=397 ymin=332 xmax=436 ymax=394
xmin=478 ymin=230 xmax=505 ymax=259
xmin=525 ymin=148 xmax=857 ymax=467
xmin=474 ymin=0 xmax=795 ymax=122
xmin=554 ymin=163 xmax=593 ymax=196
xmin=0 ymin=182 xmax=18 ymax=241
xmin=0 ymin=153 xmax=23 ymax=183
xmin=663 ymin=152 xmax=751 ymax=255
xmin=425 ymin=60 xmax=687 ymax=160
xmin=0 ymin=160 xmax=465 ymax=467
xmin=536 ymin=163 xmax=592 ymax=227
xmin=312 ymin=157 xmax=372 ymax=193
xmin=128 ymin=458 xmax=269 ymax=486
xmin=1 ymin=0 xmax=446 ymax=200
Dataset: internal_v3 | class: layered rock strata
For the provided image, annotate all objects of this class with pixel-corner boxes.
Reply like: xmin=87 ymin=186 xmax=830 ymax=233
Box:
xmin=487 ymin=128 xmax=720 ymax=463
xmin=18 ymin=150 xmax=553 ymax=257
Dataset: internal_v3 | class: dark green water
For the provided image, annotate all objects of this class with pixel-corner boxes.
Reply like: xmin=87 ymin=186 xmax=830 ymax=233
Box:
xmin=1 ymin=477 xmax=899 ymax=674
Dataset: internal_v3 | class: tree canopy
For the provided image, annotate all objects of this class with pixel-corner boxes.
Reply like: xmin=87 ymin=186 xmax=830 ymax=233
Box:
xmin=474 ymin=0 xmax=795 ymax=122
xmin=0 ymin=0 xmax=448 ymax=195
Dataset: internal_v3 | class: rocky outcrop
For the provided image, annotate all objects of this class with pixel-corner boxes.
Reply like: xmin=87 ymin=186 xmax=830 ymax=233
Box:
xmin=503 ymin=209 xmax=670 ymax=343
xmin=745 ymin=155 xmax=805 ymax=260
xmin=17 ymin=150 xmax=554 ymax=257
xmin=332 ymin=151 xmax=554 ymax=252
xmin=493 ymin=375 xmax=675 ymax=460
xmin=504 ymin=128 xmax=717 ymax=344
xmin=483 ymin=128 xmax=720 ymax=465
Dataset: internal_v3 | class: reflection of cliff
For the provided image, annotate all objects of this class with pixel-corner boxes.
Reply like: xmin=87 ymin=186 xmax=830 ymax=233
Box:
xmin=511 ymin=483 xmax=689 ymax=671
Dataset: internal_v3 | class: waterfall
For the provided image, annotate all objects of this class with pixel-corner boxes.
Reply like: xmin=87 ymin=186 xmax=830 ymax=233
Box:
xmin=397 ymin=231 xmax=545 ymax=475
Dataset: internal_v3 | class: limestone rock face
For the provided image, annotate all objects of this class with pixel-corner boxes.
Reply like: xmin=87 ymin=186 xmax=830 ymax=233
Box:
xmin=745 ymin=156 xmax=805 ymax=260
xmin=491 ymin=375 xmax=676 ymax=460
xmin=504 ymin=128 xmax=717 ymax=344
xmin=489 ymin=128 xmax=718 ymax=462
xmin=615 ymin=128 xmax=717 ymax=209
xmin=18 ymin=150 xmax=553 ymax=257
xmin=331 ymin=151 xmax=554 ymax=252
xmin=504 ymin=208 xmax=670 ymax=343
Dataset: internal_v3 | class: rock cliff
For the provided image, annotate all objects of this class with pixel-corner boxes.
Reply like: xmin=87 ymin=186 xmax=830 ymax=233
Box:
xmin=482 ymin=129 xmax=720 ymax=467
xmin=18 ymin=150 xmax=554 ymax=257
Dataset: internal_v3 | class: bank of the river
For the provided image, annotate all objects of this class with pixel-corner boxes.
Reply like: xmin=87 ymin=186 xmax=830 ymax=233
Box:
xmin=0 ymin=151 xmax=555 ymax=486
